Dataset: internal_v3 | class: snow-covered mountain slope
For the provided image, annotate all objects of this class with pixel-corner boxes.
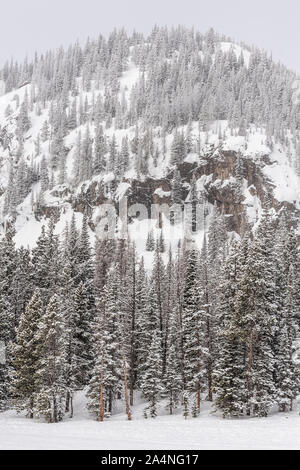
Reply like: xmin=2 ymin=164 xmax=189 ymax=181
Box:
xmin=0 ymin=28 xmax=299 ymax=259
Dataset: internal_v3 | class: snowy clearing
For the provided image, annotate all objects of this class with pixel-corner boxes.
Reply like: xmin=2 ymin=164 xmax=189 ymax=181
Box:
xmin=0 ymin=392 xmax=299 ymax=450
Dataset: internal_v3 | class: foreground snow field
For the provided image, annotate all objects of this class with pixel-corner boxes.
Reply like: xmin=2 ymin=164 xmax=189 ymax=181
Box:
xmin=0 ymin=392 xmax=299 ymax=450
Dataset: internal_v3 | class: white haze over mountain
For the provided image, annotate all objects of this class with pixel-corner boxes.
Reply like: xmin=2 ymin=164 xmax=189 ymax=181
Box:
xmin=0 ymin=0 xmax=300 ymax=73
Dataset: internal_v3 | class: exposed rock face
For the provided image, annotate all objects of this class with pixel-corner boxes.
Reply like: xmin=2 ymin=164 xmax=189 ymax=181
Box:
xmin=41 ymin=147 xmax=300 ymax=238
xmin=128 ymin=179 xmax=171 ymax=210
xmin=74 ymin=180 xmax=106 ymax=215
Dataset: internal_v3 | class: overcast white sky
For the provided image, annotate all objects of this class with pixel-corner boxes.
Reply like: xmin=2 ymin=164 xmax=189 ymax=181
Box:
xmin=0 ymin=0 xmax=299 ymax=73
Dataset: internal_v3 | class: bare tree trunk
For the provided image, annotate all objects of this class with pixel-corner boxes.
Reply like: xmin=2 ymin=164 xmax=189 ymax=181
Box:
xmin=163 ymin=252 xmax=172 ymax=376
xmin=29 ymin=396 xmax=34 ymax=419
xmin=204 ymin=274 xmax=213 ymax=402
xmin=108 ymin=390 xmax=112 ymax=413
xmin=65 ymin=390 xmax=70 ymax=413
xmin=53 ymin=396 xmax=57 ymax=423
xmin=122 ymin=347 xmax=131 ymax=421
xmin=207 ymin=362 xmax=213 ymax=401
xmin=197 ymin=362 xmax=201 ymax=413
xmin=130 ymin=253 xmax=136 ymax=407
xmin=247 ymin=329 xmax=254 ymax=416
xmin=70 ymin=394 xmax=73 ymax=418
xmin=206 ymin=313 xmax=213 ymax=401
xmin=197 ymin=329 xmax=201 ymax=413
xmin=99 ymin=351 xmax=104 ymax=422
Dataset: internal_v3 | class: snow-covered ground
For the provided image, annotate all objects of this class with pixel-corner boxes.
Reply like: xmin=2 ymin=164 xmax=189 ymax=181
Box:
xmin=0 ymin=392 xmax=299 ymax=450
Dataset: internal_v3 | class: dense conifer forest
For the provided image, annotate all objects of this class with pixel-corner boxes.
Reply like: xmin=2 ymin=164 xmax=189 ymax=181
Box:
xmin=0 ymin=27 xmax=299 ymax=424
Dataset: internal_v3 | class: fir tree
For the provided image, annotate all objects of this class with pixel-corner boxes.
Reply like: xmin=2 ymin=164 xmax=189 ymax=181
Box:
xmin=140 ymin=332 xmax=163 ymax=418
xmin=182 ymin=247 xmax=206 ymax=417
xmin=163 ymin=343 xmax=182 ymax=415
xmin=11 ymin=289 xmax=43 ymax=417
xmin=213 ymin=240 xmax=248 ymax=417
xmin=35 ymin=294 xmax=67 ymax=423
xmin=146 ymin=229 xmax=155 ymax=251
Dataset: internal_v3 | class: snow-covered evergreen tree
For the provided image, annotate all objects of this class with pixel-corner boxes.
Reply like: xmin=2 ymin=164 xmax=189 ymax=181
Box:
xmin=140 ymin=332 xmax=163 ymax=418
xmin=35 ymin=294 xmax=67 ymax=423
xmin=11 ymin=289 xmax=43 ymax=417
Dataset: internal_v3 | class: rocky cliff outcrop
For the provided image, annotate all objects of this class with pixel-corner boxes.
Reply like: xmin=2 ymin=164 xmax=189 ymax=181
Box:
xmin=51 ymin=147 xmax=300 ymax=239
